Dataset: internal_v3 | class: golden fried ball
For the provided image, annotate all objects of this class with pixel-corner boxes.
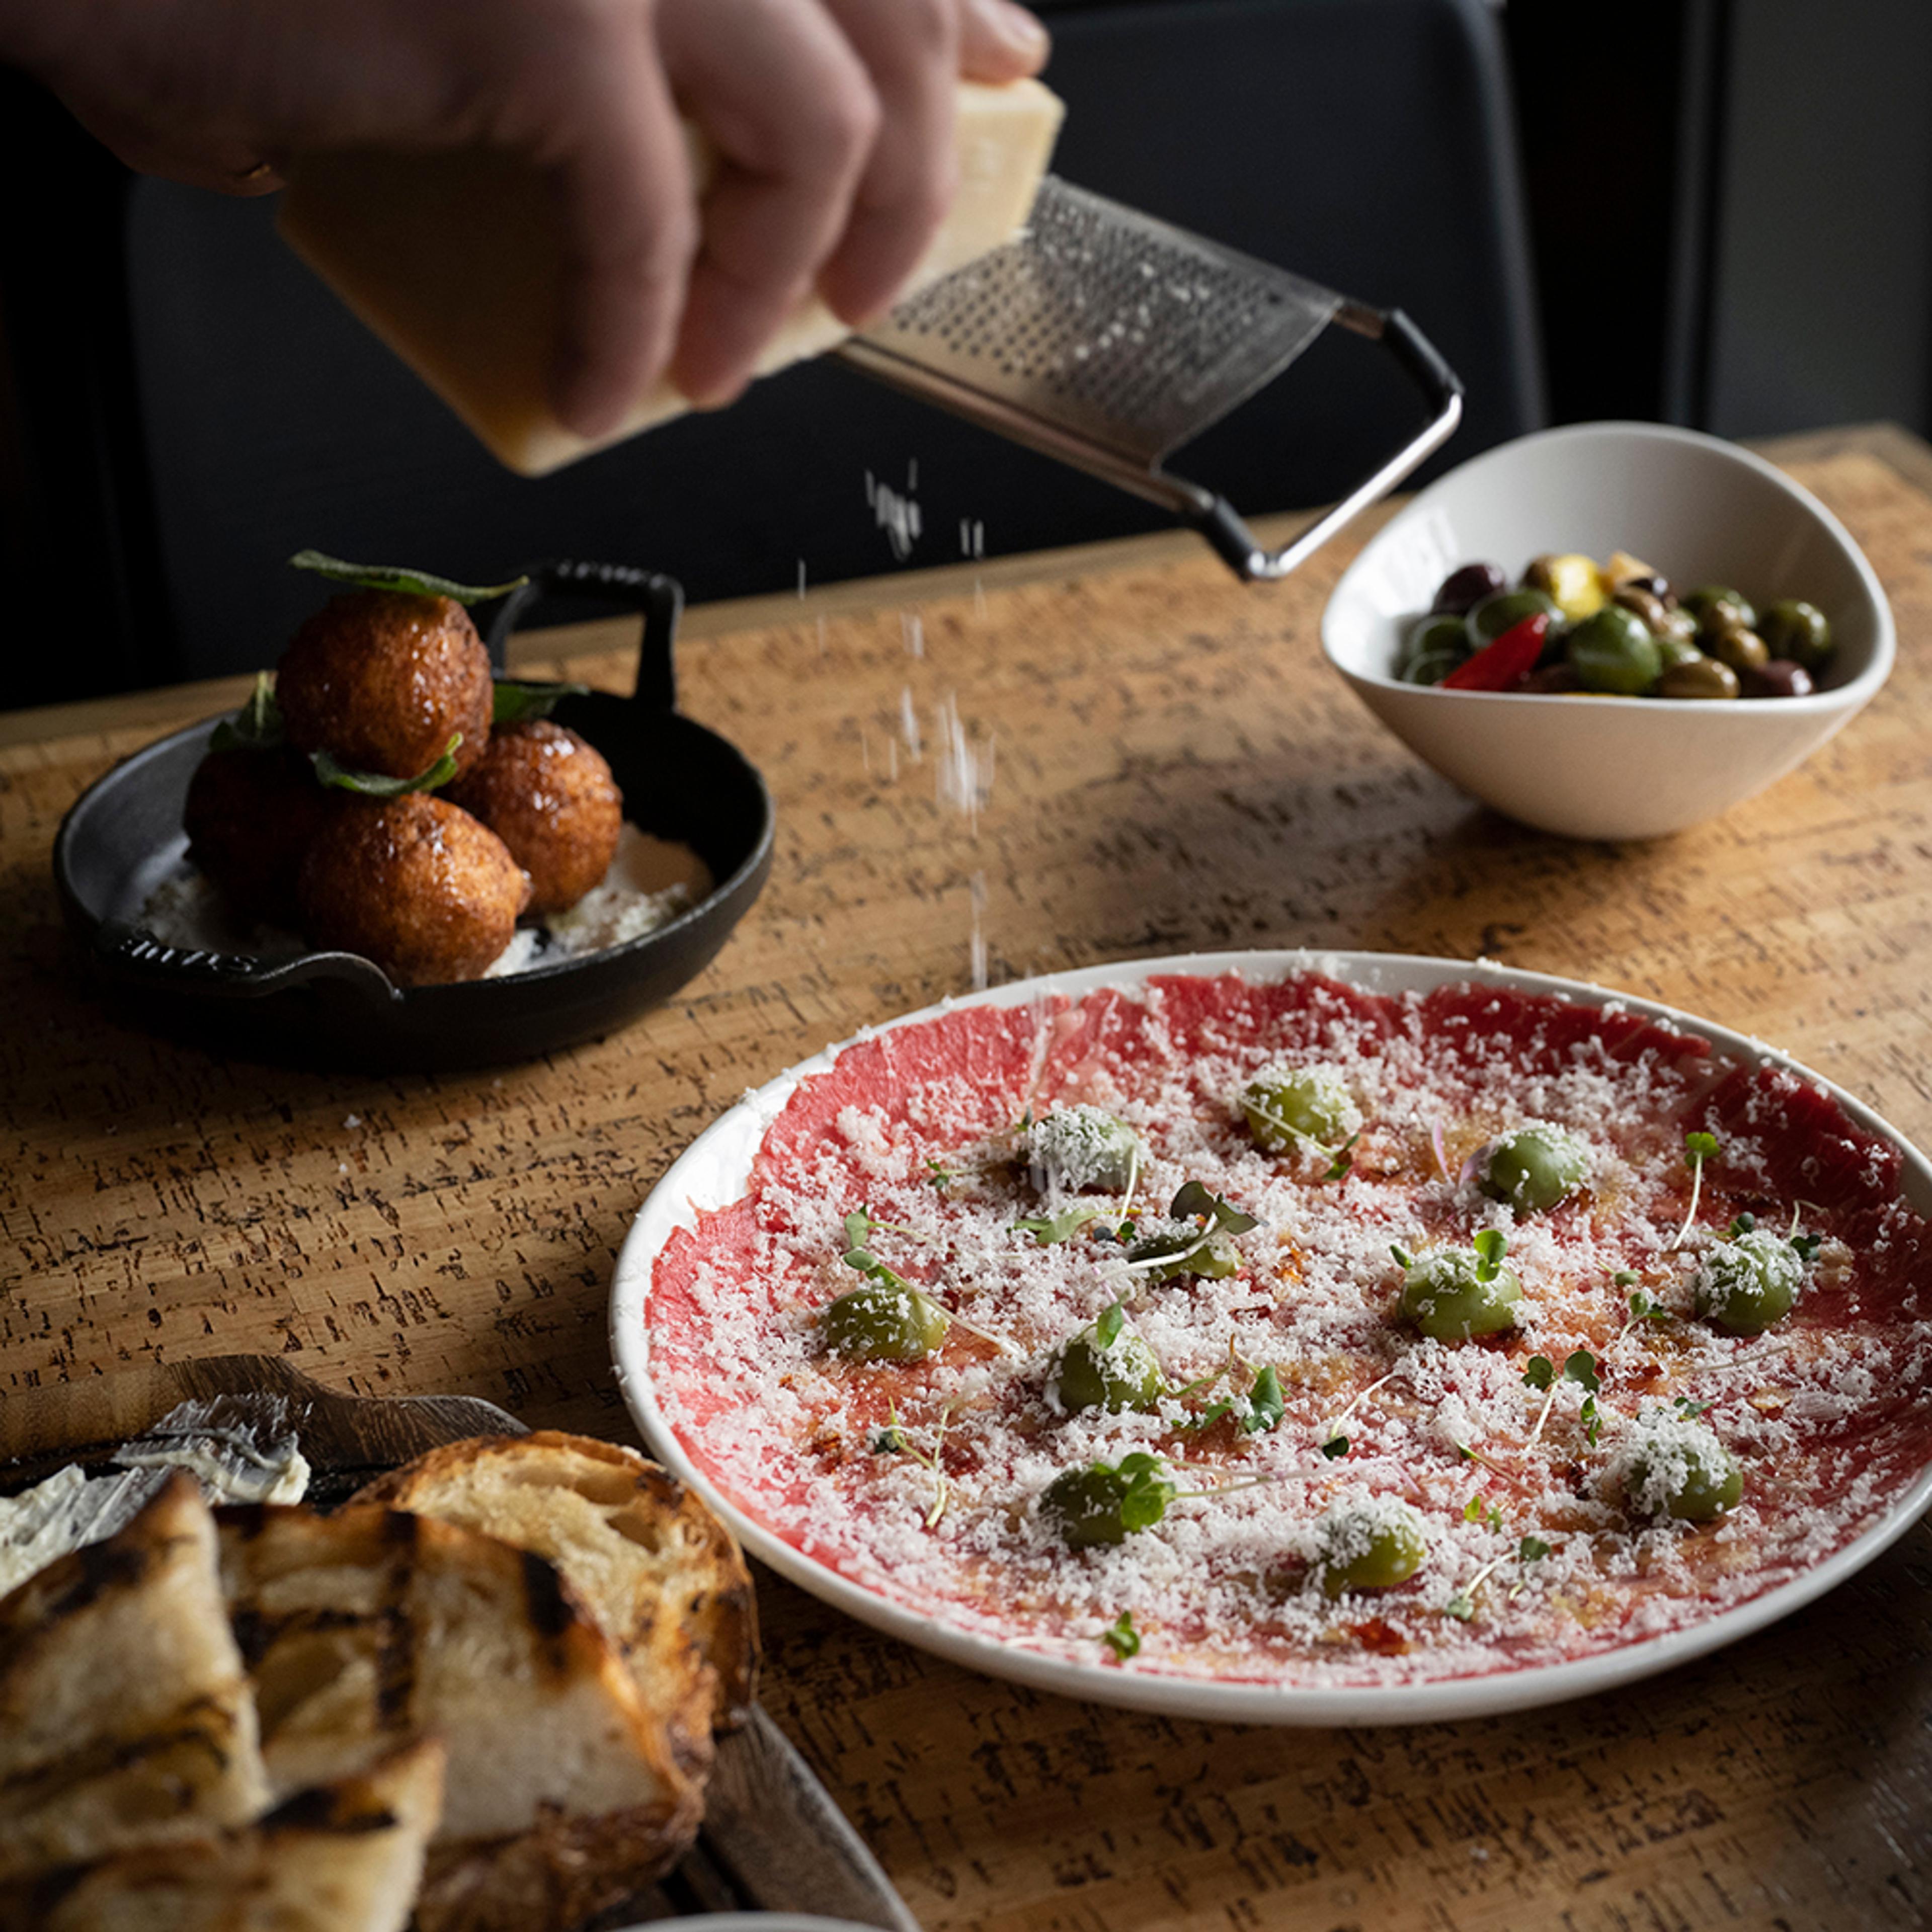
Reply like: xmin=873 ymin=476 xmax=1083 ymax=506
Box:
xmin=445 ymin=718 xmax=623 ymax=914
xmin=277 ymin=590 xmax=493 ymax=781
xmin=296 ymin=793 xmax=531 ymax=987
xmin=182 ymin=747 xmax=331 ymax=925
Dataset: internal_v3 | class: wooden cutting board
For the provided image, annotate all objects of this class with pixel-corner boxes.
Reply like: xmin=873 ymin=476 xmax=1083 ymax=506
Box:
xmin=0 ymin=1355 xmax=920 ymax=1932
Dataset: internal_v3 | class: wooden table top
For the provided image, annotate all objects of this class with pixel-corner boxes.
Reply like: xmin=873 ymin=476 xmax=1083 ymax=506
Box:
xmin=4 ymin=422 xmax=1929 ymax=1930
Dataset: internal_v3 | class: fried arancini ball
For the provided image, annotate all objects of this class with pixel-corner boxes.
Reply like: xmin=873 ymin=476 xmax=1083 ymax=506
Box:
xmin=445 ymin=719 xmax=623 ymax=914
xmin=277 ymin=590 xmax=493 ymax=782
xmin=296 ymin=793 xmax=531 ymax=987
xmin=182 ymin=746 xmax=331 ymax=925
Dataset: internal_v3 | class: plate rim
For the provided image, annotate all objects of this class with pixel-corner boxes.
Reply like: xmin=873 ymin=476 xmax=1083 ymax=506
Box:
xmin=609 ymin=947 xmax=1932 ymax=1726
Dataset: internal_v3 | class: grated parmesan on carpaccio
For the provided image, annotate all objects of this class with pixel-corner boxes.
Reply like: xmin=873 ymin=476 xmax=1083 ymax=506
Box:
xmin=649 ymin=972 xmax=1932 ymax=1687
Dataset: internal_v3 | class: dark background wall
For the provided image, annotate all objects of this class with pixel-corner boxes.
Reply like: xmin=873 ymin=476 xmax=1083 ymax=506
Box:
xmin=4 ymin=0 xmax=1931 ymax=704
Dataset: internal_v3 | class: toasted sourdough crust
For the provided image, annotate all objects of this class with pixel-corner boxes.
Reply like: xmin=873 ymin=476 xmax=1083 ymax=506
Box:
xmin=215 ymin=1501 xmax=700 ymax=1907
xmin=0 ymin=1474 xmax=269 ymax=1882
xmin=0 ymin=1738 xmax=445 ymax=1932
xmin=278 ymin=79 xmax=1066 ymax=475
xmin=353 ymin=1431 xmax=756 ymax=1772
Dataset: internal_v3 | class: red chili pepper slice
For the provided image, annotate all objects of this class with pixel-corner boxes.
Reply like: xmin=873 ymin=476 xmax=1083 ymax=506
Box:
xmin=1441 ymin=612 xmax=1550 ymax=692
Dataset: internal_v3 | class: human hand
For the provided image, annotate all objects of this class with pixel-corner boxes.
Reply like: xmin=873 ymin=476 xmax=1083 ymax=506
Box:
xmin=13 ymin=0 xmax=1049 ymax=437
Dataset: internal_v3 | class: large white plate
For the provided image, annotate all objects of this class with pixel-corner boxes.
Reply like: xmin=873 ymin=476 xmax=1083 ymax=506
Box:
xmin=610 ymin=950 xmax=1932 ymax=1726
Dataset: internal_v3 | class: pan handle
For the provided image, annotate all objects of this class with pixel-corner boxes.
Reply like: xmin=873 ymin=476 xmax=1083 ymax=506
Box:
xmin=484 ymin=560 xmax=686 ymax=709
xmin=94 ymin=923 xmax=401 ymax=1002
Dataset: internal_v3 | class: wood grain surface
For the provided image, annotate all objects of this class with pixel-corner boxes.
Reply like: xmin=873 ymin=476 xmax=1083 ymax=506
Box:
xmin=3 ymin=427 xmax=1930 ymax=1929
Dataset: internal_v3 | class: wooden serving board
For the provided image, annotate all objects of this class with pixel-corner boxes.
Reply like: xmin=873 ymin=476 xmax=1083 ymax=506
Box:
xmin=0 ymin=1356 xmax=920 ymax=1932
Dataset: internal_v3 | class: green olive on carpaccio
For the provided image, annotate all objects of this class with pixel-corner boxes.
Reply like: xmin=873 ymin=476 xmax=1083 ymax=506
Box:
xmin=1026 ymin=1104 xmax=1143 ymax=1193
xmin=1317 ymin=1500 xmax=1427 ymax=1595
xmin=822 ymin=1281 xmax=951 ymax=1362
xmin=1398 ymin=1245 xmax=1522 ymax=1340
xmin=1622 ymin=1411 xmax=1743 ymax=1520
xmin=1125 ymin=1219 xmax=1239 ymax=1282
xmin=1476 ymin=1125 xmax=1587 ymax=1214
xmin=1240 ymin=1063 xmax=1360 ymax=1156
xmin=1054 ymin=1324 xmax=1165 ymax=1413
xmin=1759 ymin=598 xmax=1833 ymax=670
xmin=1693 ymin=1229 xmax=1805 ymax=1334
xmin=1468 ymin=587 xmax=1563 ymax=647
xmin=1041 ymin=1454 xmax=1175 ymax=1548
xmin=1567 ymin=605 xmax=1662 ymax=695
xmin=1682 ymin=585 xmax=1757 ymax=635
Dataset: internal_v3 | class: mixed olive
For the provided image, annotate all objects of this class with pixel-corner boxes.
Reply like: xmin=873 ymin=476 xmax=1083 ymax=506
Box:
xmin=1397 ymin=548 xmax=1834 ymax=701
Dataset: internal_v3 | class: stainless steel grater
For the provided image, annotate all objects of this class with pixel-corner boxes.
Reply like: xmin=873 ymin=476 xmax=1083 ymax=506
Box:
xmin=836 ymin=176 xmax=1463 ymax=583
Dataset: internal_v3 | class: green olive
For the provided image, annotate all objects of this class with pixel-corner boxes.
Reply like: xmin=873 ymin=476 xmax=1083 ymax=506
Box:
xmin=1054 ymin=1325 xmax=1164 ymax=1413
xmin=1567 ymin=606 xmax=1662 ymax=695
xmin=1042 ymin=1457 xmax=1174 ymax=1548
xmin=1241 ymin=1064 xmax=1359 ymax=1156
xmin=1624 ymin=1415 xmax=1743 ymax=1521
xmin=1401 ymin=650 xmax=1463 ymax=687
xmin=1403 ymin=612 xmax=1470 ymax=671
xmin=1658 ymin=656 xmax=1740 ymax=700
xmin=1693 ymin=1230 xmax=1804 ymax=1334
xmin=1468 ymin=587 xmax=1563 ymax=647
xmin=822 ymin=1281 xmax=950 ymax=1362
xmin=1710 ymin=625 xmax=1769 ymax=674
xmin=1656 ymin=605 xmax=1700 ymax=648
xmin=1759 ymin=599 xmax=1833 ymax=670
xmin=1683 ymin=586 xmax=1757 ymax=634
xmin=1125 ymin=1220 xmax=1239 ymax=1282
xmin=1477 ymin=1125 xmax=1587 ymax=1213
xmin=1027 ymin=1105 xmax=1142 ymax=1193
xmin=1655 ymin=632 xmax=1706 ymax=672
xmin=1398 ymin=1248 xmax=1522 ymax=1340
xmin=1317 ymin=1502 xmax=1427 ymax=1595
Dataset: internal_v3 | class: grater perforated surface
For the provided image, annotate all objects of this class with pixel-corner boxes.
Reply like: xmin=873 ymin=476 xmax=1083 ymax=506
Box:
xmin=864 ymin=176 xmax=1342 ymax=465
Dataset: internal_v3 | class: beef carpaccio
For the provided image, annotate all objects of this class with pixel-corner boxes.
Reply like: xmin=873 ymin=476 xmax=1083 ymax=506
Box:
xmin=648 ymin=972 xmax=1932 ymax=1686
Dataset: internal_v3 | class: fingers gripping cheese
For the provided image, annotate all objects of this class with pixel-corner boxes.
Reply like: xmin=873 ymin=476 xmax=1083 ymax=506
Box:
xmin=278 ymin=79 xmax=1065 ymax=475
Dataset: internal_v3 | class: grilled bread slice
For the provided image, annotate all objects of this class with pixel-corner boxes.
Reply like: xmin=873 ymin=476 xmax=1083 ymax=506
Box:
xmin=218 ymin=1503 xmax=700 ymax=1930
xmin=354 ymin=1432 xmax=756 ymax=1775
xmin=0 ymin=1738 xmax=444 ymax=1932
xmin=0 ymin=1474 xmax=269 ymax=1882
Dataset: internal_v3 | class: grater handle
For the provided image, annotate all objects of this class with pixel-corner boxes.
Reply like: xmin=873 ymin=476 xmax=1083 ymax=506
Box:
xmin=1186 ymin=306 xmax=1464 ymax=582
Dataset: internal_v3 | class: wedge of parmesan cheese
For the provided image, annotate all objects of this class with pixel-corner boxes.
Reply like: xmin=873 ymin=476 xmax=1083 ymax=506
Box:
xmin=278 ymin=78 xmax=1065 ymax=476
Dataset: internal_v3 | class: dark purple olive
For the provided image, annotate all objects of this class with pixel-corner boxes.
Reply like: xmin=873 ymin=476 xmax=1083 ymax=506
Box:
xmin=1742 ymin=659 xmax=1815 ymax=700
xmin=1625 ymin=573 xmax=1673 ymax=604
xmin=1433 ymin=562 xmax=1508 ymax=617
xmin=1521 ymin=662 xmax=1583 ymax=694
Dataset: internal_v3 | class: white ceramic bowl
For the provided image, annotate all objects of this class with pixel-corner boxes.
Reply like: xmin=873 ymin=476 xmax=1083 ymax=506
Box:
xmin=1319 ymin=422 xmax=1895 ymax=840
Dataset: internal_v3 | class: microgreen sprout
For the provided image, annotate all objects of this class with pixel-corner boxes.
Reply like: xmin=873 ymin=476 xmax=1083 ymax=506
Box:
xmin=1790 ymin=1233 xmax=1823 ymax=1264
xmin=925 ymin=1158 xmax=956 ymax=1193
xmin=1013 ymin=1204 xmax=1102 ymax=1246
xmin=1320 ymin=1435 xmax=1350 ymax=1460
xmin=1390 ymin=1244 xmax=1415 ymax=1271
xmin=1617 ymin=1283 xmax=1671 ymax=1342
xmin=1726 ymin=1212 xmax=1756 ymax=1239
xmin=1462 ymin=1494 xmax=1503 ymax=1533
xmin=1242 ymin=1364 xmax=1286 ymax=1435
xmin=1101 ymin=1611 xmax=1141 ymax=1661
xmin=870 ymin=1400 xmax=956 ymax=1526
xmin=1094 ymin=1299 xmax=1127 ymax=1348
xmin=1321 ymin=1369 xmax=1403 ymax=1447
xmin=1472 ymin=1229 xmax=1508 ymax=1280
xmin=1444 ymin=1530 xmax=1556 ymax=1623
xmin=1523 ymin=1349 xmax=1603 ymax=1453
xmin=1242 ymin=1100 xmax=1358 ymax=1180
xmin=1673 ymin=1395 xmax=1712 ymax=1418
xmin=841 ymin=1215 xmax=1012 ymax=1352
xmin=1119 ymin=1183 xmax=1258 ymax=1275
xmin=1671 ymin=1131 xmax=1722 ymax=1250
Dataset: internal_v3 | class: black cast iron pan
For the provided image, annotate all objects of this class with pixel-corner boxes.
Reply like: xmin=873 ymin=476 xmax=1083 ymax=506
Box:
xmin=53 ymin=561 xmax=774 ymax=1073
